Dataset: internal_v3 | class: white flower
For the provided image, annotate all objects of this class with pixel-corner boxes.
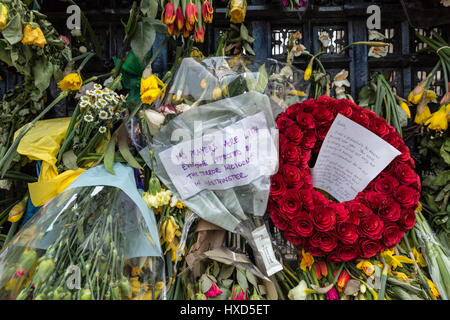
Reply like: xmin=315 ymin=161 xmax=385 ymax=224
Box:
xmin=120 ymin=95 xmax=127 ymax=102
xmin=112 ymin=96 xmax=119 ymax=104
xmin=104 ymin=94 xmax=114 ymax=102
xmin=94 ymin=83 xmax=103 ymax=90
xmin=291 ymin=44 xmax=308 ymax=57
xmin=71 ymin=28 xmax=82 ymax=37
xmin=98 ymin=99 xmax=108 ymax=107
xmin=144 ymin=109 xmax=166 ymax=135
xmin=0 ymin=179 xmax=11 ymax=190
xmin=288 ymin=280 xmax=314 ymax=300
xmin=333 ymin=69 xmax=351 ymax=88
xmin=86 ymin=90 xmax=96 ymax=96
xmin=142 ymin=189 xmax=172 ymax=208
xmin=170 ymin=194 xmax=179 ymax=207
xmin=84 ymin=114 xmax=94 ymax=122
xmin=94 ymin=89 xmax=103 ymax=96
xmin=99 ymin=110 xmax=109 ymax=120
xmin=318 ymin=31 xmax=331 ymax=48
xmin=368 ymin=30 xmax=386 ymax=41
xmin=79 ymin=46 xmax=87 ymax=54
xmin=94 ymin=101 xmax=103 ymax=109
xmin=368 ymin=46 xmax=388 ymax=58
xmin=441 ymin=0 xmax=450 ymax=7
xmin=99 ymin=126 xmax=107 ymax=134
xmin=81 ymin=96 xmax=90 ymax=103
xmin=79 ymin=101 xmax=89 ymax=108
xmin=175 ymin=103 xmax=192 ymax=113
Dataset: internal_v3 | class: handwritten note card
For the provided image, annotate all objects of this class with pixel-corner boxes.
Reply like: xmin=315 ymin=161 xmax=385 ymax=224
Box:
xmin=159 ymin=112 xmax=278 ymax=199
xmin=311 ymin=114 xmax=401 ymax=202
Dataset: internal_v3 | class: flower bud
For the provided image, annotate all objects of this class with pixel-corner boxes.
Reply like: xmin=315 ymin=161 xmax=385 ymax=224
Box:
xmin=0 ymin=4 xmax=8 ymax=30
xmin=80 ymin=288 xmax=92 ymax=300
xmin=120 ymin=277 xmax=131 ymax=298
xmin=212 ymin=87 xmax=222 ymax=100
xmin=33 ymin=259 xmax=55 ymax=285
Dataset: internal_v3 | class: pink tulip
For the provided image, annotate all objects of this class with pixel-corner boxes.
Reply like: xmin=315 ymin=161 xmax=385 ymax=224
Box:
xmin=325 ymin=287 xmax=339 ymax=300
xmin=205 ymin=282 xmax=223 ymax=298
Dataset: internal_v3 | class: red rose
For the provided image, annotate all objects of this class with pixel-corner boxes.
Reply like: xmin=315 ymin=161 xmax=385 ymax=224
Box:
xmin=279 ymin=189 xmax=302 ymax=219
xmin=291 ymin=216 xmax=315 ymax=237
xmin=358 ymin=214 xmax=384 ymax=240
xmin=396 ymin=144 xmax=413 ymax=163
xmin=280 ymin=143 xmax=301 ymax=164
xmin=299 ymin=189 xmax=314 ymax=209
xmin=384 ymin=132 xmax=403 ymax=148
xmin=336 ymin=222 xmax=359 ymax=244
xmin=298 ymin=99 xmax=317 ymax=114
xmin=316 ymin=125 xmax=330 ymax=141
xmin=279 ymin=133 xmax=288 ymax=148
xmin=312 ymin=205 xmax=336 ymax=232
xmin=298 ymin=148 xmax=312 ymax=168
xmin=395 ymin=163 xmax=418 ymax=185
xmin=269 ymin=174 xmax=287 ymax=199
xmin=336 ymin=245 xmax=360 ymax=261
xmin=296 ymin=112 xmax=316 ymax=129
xmin=369 ymin=117 xmax=390 ymax=137
xmin=313 ymin=107 xmax=334 ymax=122
xmin=377 ymin=197 xmax=401 ymax=222
xmin=310 ymin=232 xmax=338 ymax=253
xmin=304 ymin=242 xmax=325 ymax=257
xmin=326 ymin=251 xmax=342 ymax=263
xmin=382 ymin=222 xmax=404 ymax=248
xmin=335 ymin=101 xmax=353 ymax=118
xmin=282 ymin=164 xmax=305 ymax=188
xmin=276 ymin=115 xmax=295 ymax=132
xmin=394 ymin=185 xmax=419 ymax=208
xmin=346 ymin=202 xmax=372 ymax=224
xmin=286 ymin=103 xmax=302 ymax=119
xmin=374 ymin=175 xmax=399 ymax=195
xmin=364 ymin=191 xmax=387 ymax=211
xmin=331 ymin=203 xmax=349 ymax=223
xmin=285 ymin=124 xmax=304 ymax=144
xmin=300 ymin=129 xmax=317 ymax=149
xmin=399 ymin=208 xmax=416 ymax=231
xmin=358 ymin=238 xmax=381 ymax=258
xmin=284 ymin=226 xmax=305 ymax=246
xmin=270 ymin=210 xmax=289 ymax=231
xmin=351 ymin=109 xmax=371 ymax=127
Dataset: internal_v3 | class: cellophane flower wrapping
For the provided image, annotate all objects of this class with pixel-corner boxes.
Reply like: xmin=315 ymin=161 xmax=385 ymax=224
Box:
xmin=0 ymin=163 xmax=165 ymax=300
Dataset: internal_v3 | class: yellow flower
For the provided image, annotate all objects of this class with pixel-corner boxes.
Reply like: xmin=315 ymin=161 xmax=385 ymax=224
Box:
xmin=425 ymin=105 xmax=449 ymax=131
xmin=416 ymin=202 xmax=422 ymax=211
xmin=289 ymin=90 xmax=307 ymax=97
xmin=394 ymin=272 xmax=409 ymax=282
xmin=161 ymin=217 xmax=180 ymax=244
xmin=57 ymin=73 xmax=83 ymax=91
xmin=131 ymin=267 xmax=143 ymax=277
xmin=304 ymin=64 xmax=312 ymax=81
xmin=399 ymin=101 xmax=411 ymax=118
xmin=412 ymin=248 xmax=427 ymax=268
xmin=427 ymin=279 xmax=440 ymax=298
xmin=130 ymin=277 xmax=141 ymax=297
xmin=222 ymin=84 xmax=228 ymax=96
xmin=175 ymin=201 xmax=185 ymax=209
xmin=414 ymin=106 xmax=432 ymax=125
xmin=140 ymin=75 xmax=165 ymax=105
xmin=21 ymin=24 xmax=47 ymax=48
xmin=200 ymin=79 xmax=207 ymax=89
xmin=0 ymin=4 xmax=8 ymax=30
xmin=299 ymin=249 xmax=314 ymax=271
xmin=356 ymin=260 xmax=375 ymax=276
xmin=190 ymin=48 xmax=205 ymax=59
xmin=212 ymin=87 xmax=222 ymax=100
xmin=381 ymin=249 xmax=416 ymax=270
xmin=229 ymin=0 xmax=247 ymax=24
xmin=8 ymin=196 xmax=28 ymax=223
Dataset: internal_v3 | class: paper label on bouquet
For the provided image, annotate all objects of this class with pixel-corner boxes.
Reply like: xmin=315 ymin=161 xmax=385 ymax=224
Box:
xmin=251 ymin=226 xmax=283 ymax=276
xmin=159 ymin=112 xmax=278 ymax=199
xmin=311 ymin=114 xmax=401 ymax=202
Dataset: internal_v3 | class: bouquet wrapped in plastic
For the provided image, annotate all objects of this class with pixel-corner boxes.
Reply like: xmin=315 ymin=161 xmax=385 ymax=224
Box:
xmin=0 ymin=163 xmax=164 ymax=300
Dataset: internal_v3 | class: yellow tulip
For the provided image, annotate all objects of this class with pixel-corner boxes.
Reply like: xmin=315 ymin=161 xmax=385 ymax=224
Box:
xmin=161 ymin=217 xmax=179 ymax=244
xmin=229 ymin=0 xmax=247 ymax=24
xmin=304 ymin=64 xmax=312 ymax=81
xmin=399 ymin=101 xmax=411 ymax=118
xmin=57 ymin=73 xmax=83 ymax=91
xmin=8 ymin=196 xmax=28 ymax=223
xmin=427 ymin=280 xmax=440 ymax=298
xmin=21 ymin=24 xmax=47 ymax=48
xmin=394 ymin=272 xmax=409 ymax=282
xmin=414 ymin=106 xmax=432 ymax=125
xmin=212 ymin=87 xmax=222 ymax=100
xmin=0 ymin=4 xmax=8 ymax=30
xmin=299 ymin=249 xmax=314 ymax=272
xmin=140 ymin=75 xmax=165 ymax=105
xmin=425 ymin=105 xmax=449 ymax=131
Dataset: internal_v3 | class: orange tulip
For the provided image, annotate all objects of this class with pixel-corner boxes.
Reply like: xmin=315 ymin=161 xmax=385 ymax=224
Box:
xmin=194 ymin=24 xmax=205 ymax=43
xmin=314 ymin=260 xmax=328 ymax=280
xmin=161 ymin=2 xmax=176 ymax=25
xmin=334 ymin=269 xmax=351 ymax=292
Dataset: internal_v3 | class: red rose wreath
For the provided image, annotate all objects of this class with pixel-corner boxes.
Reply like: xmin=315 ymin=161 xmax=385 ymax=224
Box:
xmin=268 ymin=96 xmax=420 ymax=262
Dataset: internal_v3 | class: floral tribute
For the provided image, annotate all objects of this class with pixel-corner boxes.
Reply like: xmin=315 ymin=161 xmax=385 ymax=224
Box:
xmin=268 ymin=96 xmax=421 ymax=262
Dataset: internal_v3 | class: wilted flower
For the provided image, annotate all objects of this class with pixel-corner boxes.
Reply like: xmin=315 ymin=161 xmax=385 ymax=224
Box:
xmin=212 ymin=87 xmax=222 ymax=100
xmin=356 ymin=260 xmax=375 ymax=276
xmin=368 ymin=30 xmax=386 ymax=41
xmin=202 ymin=1 xmax=214 ymax=23
xmin=229 ymin=0 xmax=247 ymax=24
xmin=333 ymin=69 xmax=350 ymax=88
xmin=143 ymin=109 xmax=165 ymax=135
xmin=414 ymin=106 xmax=432 ymax=125
xmin=22 ymin=24 xmax=47 ymax=48
xmin=399 ymin=101 xmax=411 ymax=118
xmin=335 ymin=269 xmax=351 ymax=292
xmin=194 ymin=24 xmax=205 ymax=43
xmin=291 ymin=44 xmax=307 ymax=57
xmin=427 ymin=279 xmax=440 ymax=298
xmin=288 ymin=280 xmax=314 ymax=300
xmin=424 ymin=105 xmax=449 ymax=131
xmin=205 ymin=282 xmax=223 ymax=298
xmin=318 ymin=31 xmax=331 ymax=48
xmin=161 ymin=217 xmax=181 ymax=244
xmin=185 ymin=2 xmax=198 ymax=31
xmin=140 ymin=75 xmax=165 ymax=105
xmin=0 ymin=4 xmax=8 ymax=30
xmin=368 ymin=46 xmax=388 ymax=58
xmin=314 ymin=260 xmax=328 ymax=280
xmin=300 ymin=249 xmax=314 ymax=271
xmin=161 ymin=2 xmax=176 ymax=25
xmin=58 ymin=73 xmax=83 ymax=91
xmin=175 ymin=7 xmax=184 ymax=31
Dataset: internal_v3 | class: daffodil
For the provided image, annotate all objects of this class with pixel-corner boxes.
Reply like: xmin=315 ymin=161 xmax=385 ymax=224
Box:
xmin=356 ymin=260 xmax=375 ymax=276
xmin=299 ymin=249 xmax=314 ymax=271
xmin=58 ymin=73 xmax=83 ymax=91
xmin=427 ymin=279 xmax=440 ymax=298
xmin=304 ymin=63 xmax=312 ymax=81
xmin=393 ymin=272 xmax=409 ymax=282
xmin=399 ymin=101 xmax=411 ymax=118
xmin=412 ymin=248 xmax=427 ymax=268
xmin=21 ymin=24 xmax=47 ymax=48
xmin=381 ymin=249 xmax=416 ymax=270
xmin=425 ymin=105 xmax=449 ymax=131
xmin=0 ymin=4 xmax=8 ymax=30
xmin=414 ymin=106 xmax=432 ymax=125
xmin=288 ymin=280 xmax=315 ymax=300
xmin=288 ymin=90 xmax=307 ymax=97
xmin=140 ymin=75 xmax=166 ymax=105
xmin=161 ymin=217 xmax=181 ymax=244
xmin=229 ymin=0 xmax=247 ymax=24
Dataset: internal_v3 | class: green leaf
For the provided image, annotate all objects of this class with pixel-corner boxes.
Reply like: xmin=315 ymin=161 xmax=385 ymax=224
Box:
xmin=200 ymin=274 xmax=213 ymax=293
xmin=255 ymin=64 xmax=269 ymax=93
xmin=141 ymin=17 xmax=169 ymax=35
xmin=104 ymin=137 xmax=116 ymax=175
xmin=243 ymin=42 xmax=255 ymax=56
xmin=431 ymin=170 xmax=450 ymax=187
xmin=141 ymin=0 xmax=159 ymax=18
xmin=218 ymin=264 xmax=235 ymax=281
xmin=130 ymin=20 xmax=156 ymax=63
xmin=33 ymin=58 xmax=53 ymax=93
xmin=441 ymin=139 xmax=450 ymax=166
xmin=0 ymin=41 xmax=13 ymax=66
xmin=2 ymin=14 xmax=23 ymax=45
xmin=117 ymin=125 xmax=143 ymax=169
xmin=62 ymin=150 xmax=79 ymax=170
xmin=243 ymin=65 xmax=256 ymax=91
xmin=240 ymin=24 xmax=250 ymax=42
xmin=236 ymin=267 xmax=248 ymax=291
xmin=245 ymin=269 xmax=258 ymax=289
xmin=212 ymin=261 xmax=220 ymax=278
xmin=395 ymin=103 xmax=408 ymax=128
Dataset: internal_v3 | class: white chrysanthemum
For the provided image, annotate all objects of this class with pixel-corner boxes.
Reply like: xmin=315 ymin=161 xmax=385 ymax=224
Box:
xmin=99 ymin=110 xmax=109 ymax=120
xmin=112 ymin=96 xmax=119 ymax=104
xmin=84 ymin=114 xmax=94 ymax=122
xmin=99 ymin=126 xmax=107 ymax=134
xmin=94 ymin=101 xmax=103 ymax=109
xmin=94 ymin=83 xmax=103 ymax=90
xmin=81 ymin=96 xmax=90 ymax=102
xmin=79 ymin=101 xmax=89 ymax=108
xmin=86 ymin=90 xmax=96 ymax=96
xmin=104 ymin=94 xmax=114 ymax=102
xmin=120 ymin=94 xmax=127 ymax=102
xmin=94 ymin=89 xmax=103 ymax=96
xmin=98 ymin=98 xmax=108 ymax=107
xmin=108 ymin=106 xmax=115 ymax=115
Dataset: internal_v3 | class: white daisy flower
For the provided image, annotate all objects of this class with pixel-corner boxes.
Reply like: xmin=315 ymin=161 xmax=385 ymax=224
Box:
xmin=94 ymin=101 xmax=103 ymax=109
xmin=112 ymin=96 xmax=119 ymax=104
xmin=94 ymin=89 xmax=103 ymax=96
xmin=99 ymin=126 xmax=107 ymax=134
xmin=84 ymin=114 xmax=94 ymax=122
xmin=99 ymin=110 xmax=109 ymax=120
xmin=98 ymin=99 xmax=108 ymax=107
xmin=120 ymin=94 xmax=127 ymax=102
xmin=104 ymin=94 xmax=114 ymax=102
xmin=79 ymin=101 xmax=89 ymax=108
xmin=81 ymin=96 xmax=90 ymax=102
xmin=94 ymin=83 xmax=103 ymax=90
xmin=86 ymin=90 xmax=96 ymax=96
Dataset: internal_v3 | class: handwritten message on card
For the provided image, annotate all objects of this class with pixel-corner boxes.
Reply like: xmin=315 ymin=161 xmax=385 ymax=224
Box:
xmin=159 ymin=112 xmax=278 ymax=199
xmin=311 ymin=114 xmax=401 ymax=202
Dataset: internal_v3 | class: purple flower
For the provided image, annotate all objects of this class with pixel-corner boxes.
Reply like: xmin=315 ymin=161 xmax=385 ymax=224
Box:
xmin=325 ymin=287 xmax=339 ymax=300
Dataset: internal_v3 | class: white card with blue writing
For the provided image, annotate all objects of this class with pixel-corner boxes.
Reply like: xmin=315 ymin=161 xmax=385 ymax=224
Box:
xmin=311 ymin=114 xmax=401 ymax=202
xmin=159 ymin=112 xmax=278 ymax=199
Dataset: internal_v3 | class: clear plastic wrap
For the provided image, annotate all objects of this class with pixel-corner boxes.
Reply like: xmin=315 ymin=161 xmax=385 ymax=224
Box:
xmin=0 ymin=163 xmax=165 ymax=300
